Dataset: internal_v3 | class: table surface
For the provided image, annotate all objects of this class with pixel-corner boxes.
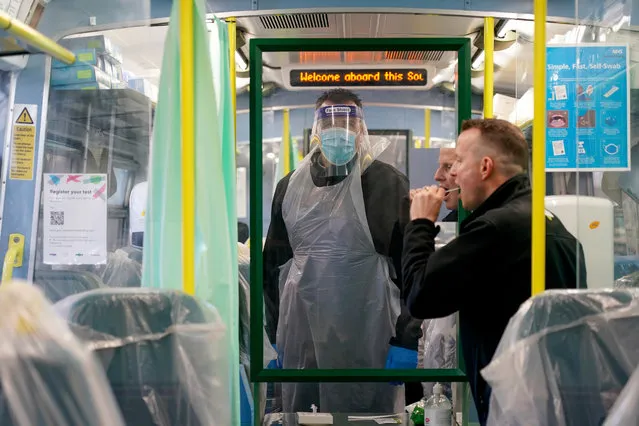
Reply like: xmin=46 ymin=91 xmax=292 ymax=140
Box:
xmin=263 ymin=412 xmax=414 ymax=425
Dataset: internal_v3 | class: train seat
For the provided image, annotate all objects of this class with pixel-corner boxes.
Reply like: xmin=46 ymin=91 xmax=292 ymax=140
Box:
xmin=33 ymin=269 xmax=104 ymax=303
xmin=54 ymin=287 xmax=230 ymax=426
xmin=483 ymin=289 xmax=639 ymax=426
xmin=100 ymin=248 xmax=143 ymax=288
xmin=0 ymin=280 xmax=122 ymax=426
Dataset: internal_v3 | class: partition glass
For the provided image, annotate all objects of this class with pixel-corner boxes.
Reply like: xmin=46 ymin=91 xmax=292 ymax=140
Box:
xmin=249 ymin=38 xmax=472 ymax=422
xmin=467 ymin=7 xmax=639 ymax=425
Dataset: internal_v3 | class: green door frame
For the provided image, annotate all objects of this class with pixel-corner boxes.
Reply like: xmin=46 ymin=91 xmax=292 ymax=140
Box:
xmin=249 ymin=37 xmax=472 ymax=386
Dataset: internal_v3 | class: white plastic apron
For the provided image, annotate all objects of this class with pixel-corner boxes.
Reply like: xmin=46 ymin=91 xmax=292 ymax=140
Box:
xmin=277 ymin=153 xmax=402 ymax=413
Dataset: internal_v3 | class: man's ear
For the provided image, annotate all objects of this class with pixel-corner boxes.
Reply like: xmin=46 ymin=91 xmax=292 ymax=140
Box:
xmin=480 ymin=156 xmax=495 ymax=181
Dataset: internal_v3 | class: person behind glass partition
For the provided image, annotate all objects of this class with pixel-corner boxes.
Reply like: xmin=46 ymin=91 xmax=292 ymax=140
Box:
xmin=263 ymin=88 xmax=415 ymax=413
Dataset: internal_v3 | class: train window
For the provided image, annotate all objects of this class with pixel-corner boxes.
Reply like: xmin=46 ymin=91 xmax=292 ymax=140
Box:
xmin=0 ymin=71 xmax=13 ymax=217
xmin=34 ymin=26 xmax=160 ymax=297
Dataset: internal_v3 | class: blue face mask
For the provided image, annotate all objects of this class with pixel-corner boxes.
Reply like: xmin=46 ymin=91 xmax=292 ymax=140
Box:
xmin=319 ymin=128 xmax=356 ymax=166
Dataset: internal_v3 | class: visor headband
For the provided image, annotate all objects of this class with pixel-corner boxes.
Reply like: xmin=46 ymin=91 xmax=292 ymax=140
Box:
xmin=316 ymin=105 xmax=362 ymax=120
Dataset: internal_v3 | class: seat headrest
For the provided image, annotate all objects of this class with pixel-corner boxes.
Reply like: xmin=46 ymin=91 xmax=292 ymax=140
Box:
xmin=507 ymin=289 xmax=636 ymax=340
xmin=483 ymin=289 xmax=639 ymax=426
xmin=34 ymin=270 xmax=104 ymax=304
xmin=0 ymin=280 xmax=123 ymax=425
xmin=55 ymin=288 xmax=211 ymax=339
xmin=54 ymin=288 xmax=229 ymax=426
xmin=101 ymin=250 xmax=142 ymax=288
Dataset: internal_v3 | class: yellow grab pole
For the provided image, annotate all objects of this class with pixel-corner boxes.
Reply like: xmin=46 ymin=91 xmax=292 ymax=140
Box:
xmin=532 ymin=0 xmax=547 ymax=296
xmin=283 ymin=108 xmax=291 ymax=172
xmin=1 ymin=247 xmax=17 ymax=283
xmin=483 ymin=17 xmax=494 ymax=118
xmin=227 ymin=18 xmax=237 ymax=147
xmin=1 ymin=234 xmax=23 ymax=283
xmin=424 ymin=109 xmax=431 ymax=148
xmin=0 ymin=10 xmax=75 ymax=64
xmin=180 ymin=0 xmax=195 ymax=295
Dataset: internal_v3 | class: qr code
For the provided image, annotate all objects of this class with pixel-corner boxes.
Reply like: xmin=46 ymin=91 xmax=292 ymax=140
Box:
xmin=50 ymin=211 xmax=64 ymax=226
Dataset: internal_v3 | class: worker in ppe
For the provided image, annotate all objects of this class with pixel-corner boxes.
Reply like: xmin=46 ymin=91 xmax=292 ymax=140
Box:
xmin=263 ymin=88 xmax=415 ymax=413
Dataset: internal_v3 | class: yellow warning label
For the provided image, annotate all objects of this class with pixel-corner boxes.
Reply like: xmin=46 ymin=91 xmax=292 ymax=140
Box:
xmin=10 ymin=125 xmax=35 ymax=180
xmin=15 ymin=107 xmax=33 ymax=125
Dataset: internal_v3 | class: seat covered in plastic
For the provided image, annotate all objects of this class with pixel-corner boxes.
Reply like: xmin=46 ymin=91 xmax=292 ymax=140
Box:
xmin=238 ymin=242 xmax=277 ymax=423
xmin=615 ymin=269 xmax=639 ymax=288
xmin=0 ymin=280 xmax=123 ymax=426
xmin=603 ymin=362 xmax=639 ymax=426
xmin=100 ymin=249 xmax=143 ymax=288
xmin=483 ymin=289 xmax=639 ymax=426
xmin=54 ymin=287 xmax=230 ymax=426
xmin=33 ymin=270 xmax=104 ymax=303
xmin=119 ymin=246 xmax=143 ymax=264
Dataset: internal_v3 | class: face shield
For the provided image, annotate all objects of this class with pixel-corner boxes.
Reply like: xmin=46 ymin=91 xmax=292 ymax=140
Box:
xmin=310 ymin=104 xmax=389 ymax=174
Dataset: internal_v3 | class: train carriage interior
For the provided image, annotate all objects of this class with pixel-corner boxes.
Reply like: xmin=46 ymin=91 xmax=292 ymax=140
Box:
xmin=0 ymin=1 xmax=637 ymax=425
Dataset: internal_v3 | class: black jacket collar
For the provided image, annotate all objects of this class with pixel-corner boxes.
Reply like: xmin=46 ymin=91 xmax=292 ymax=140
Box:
xmin=461 ymin=174 xmax=531 ymax=229
xmin=442 ymin=209 xmax=458 ymax=223
xmin=309 ymin=151 xmax=361 ymax=187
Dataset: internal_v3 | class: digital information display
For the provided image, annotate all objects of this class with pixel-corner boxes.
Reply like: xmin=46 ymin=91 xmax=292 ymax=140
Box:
xmin=289 ymin=68 xmax=429 ymax=87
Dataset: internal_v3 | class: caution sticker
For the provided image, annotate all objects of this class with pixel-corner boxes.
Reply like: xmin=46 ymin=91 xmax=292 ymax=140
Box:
xmin=9 ymin=104 xmax=38 ymax=181
xmin=16 ymin=107 xmax=34 ymax=125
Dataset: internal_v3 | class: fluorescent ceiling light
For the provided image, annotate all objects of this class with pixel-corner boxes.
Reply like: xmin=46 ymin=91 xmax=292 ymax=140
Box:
xmin=472 ymin=51 xmax=485 ymax=69
xmin=612 ymin=15 xmax=630 ymax=32
xmin=548 ymin=25 xmax=587 ymax=44
xmin=431 ymin=61 xmax=456 ymax=84
xmin=565 ymin=25 xmax=586 ymax=43
xmin=237 ymin=77 xmax=250 ymax=90
xmin=496 ymin=20 xmax=510 ymax=38
xmin=498 ymin=20 xmax=535 ymax=38
xmin=431 ymin=73 xmax=445 ymax=85
xmin=235 ymin=50 xmax=248 ymax=71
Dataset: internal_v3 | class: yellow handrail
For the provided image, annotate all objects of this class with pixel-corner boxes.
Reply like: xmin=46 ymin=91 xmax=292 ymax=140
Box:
xmin=283 ymin=108 xmax=291 ymax=172
xmin=424 ymin=109 xmax=431 ymax=148
xmin=531 ymin=0 xmax=547 ymax=296
xmin=2 ymin=234 xmax=24 ymax=283
xmin=180 ymin=0 xmax=195 ymax=295
xmin=0 ymin=10 xmax=75 ymax=65
xmin=483 ymin=17 xmax=494 ymax=118
xmin=227 ymin=18 xmax=237 ymax=147
xmin=1 ymin=246 xmax=18 ymax=283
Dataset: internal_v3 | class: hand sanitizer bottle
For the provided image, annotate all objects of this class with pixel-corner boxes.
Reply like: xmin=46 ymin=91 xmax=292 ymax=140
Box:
xmin=423 ymin=382 xmax=453 ymax=426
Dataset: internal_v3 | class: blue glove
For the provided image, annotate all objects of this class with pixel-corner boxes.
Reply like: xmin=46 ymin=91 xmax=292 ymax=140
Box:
xmin=267 ymin=344 xmax=282 ymax=369
xmin=385 ymin=345 xmax=418 ymax=385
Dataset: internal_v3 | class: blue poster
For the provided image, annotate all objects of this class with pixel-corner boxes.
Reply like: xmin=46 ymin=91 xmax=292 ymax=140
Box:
xmin=546 ymin=44 xmax=630 ymax=171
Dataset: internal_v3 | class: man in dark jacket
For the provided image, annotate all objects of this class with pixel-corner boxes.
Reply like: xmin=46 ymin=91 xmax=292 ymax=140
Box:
xmin=263 ymin=88 xmax=420 ymax=412
xmin=417 ymin=146 xmax=460 ymax=401
xmin=403 ymin=118 xmax=587 ymax=425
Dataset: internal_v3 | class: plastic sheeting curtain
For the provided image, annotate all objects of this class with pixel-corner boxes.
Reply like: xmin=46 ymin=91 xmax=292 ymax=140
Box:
xmin=142 ymin=1 xmax=239 ymax=424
